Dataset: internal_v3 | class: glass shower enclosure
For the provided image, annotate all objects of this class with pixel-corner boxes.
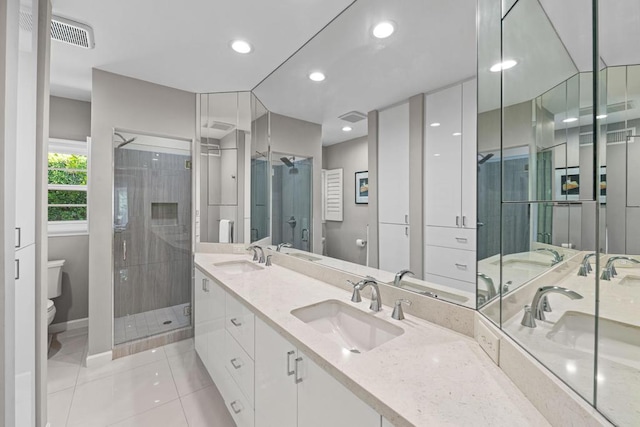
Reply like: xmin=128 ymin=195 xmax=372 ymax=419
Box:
xmin=113 ymin=131 xmax=193 ymax=345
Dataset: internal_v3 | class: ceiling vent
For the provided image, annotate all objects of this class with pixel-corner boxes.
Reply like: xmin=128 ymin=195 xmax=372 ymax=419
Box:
xmin=579 ymin=101 xmax=635 ymax=117
xmin=338 ymin=111 xmax=367 ymax=123
xmin=208 ymin=121 xmax=236 ymax=132
xmin=51 ymin=16 xmax=95 ymax=49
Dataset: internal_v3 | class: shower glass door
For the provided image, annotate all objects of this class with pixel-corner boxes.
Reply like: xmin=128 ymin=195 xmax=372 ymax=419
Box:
xmin=271 ymin=153 xmax=313 ymax=251
xmin=113 ymin=131 xmax=192 ymax=345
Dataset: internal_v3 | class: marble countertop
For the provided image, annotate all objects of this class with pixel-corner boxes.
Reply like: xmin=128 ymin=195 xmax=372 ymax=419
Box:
xmin=195 ymin=253 xmax=549 ymax=426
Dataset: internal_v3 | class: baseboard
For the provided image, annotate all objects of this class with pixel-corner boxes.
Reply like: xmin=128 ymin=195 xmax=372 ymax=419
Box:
xmin=85 ymin=350 xmax=112 ymax=368
xmin=48 ymin=317 xmax=88 ymax=334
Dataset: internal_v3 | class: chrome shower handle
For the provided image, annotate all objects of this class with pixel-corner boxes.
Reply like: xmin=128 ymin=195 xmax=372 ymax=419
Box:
xmin=123 ymin=240 xmax=127 ymax=261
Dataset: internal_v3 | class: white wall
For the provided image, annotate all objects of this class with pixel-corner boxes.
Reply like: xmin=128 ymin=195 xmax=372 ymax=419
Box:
xmin=89 ymin=69 xmax=195 ymax=357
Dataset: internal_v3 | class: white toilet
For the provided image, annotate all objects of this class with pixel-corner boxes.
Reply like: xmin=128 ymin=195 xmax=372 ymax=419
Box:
xmin=47 ymin=259 xmax=65 ymax=326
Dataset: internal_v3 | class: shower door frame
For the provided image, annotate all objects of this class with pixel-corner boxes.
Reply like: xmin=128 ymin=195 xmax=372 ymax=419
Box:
xmin=111 ymin=127 xmax=195 ymax=348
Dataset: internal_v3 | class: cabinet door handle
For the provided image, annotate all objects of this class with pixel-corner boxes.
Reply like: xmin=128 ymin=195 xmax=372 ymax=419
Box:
xmin=230 ymin=400 xmax=243 ymax=414
xmin=405 ymin=227 xmax=409 ymax=237
xmin=202 ymin=278 xmax=209 ymax=292
xmin=15 ymin=227 xmax=21 ymax=248
xmin=294 ymin=357 xmax=303 ymax=384
xmin=455 ymin=263 xmax=468 ymax=269
xmin=230 ymin=318 xmax=242 ymax=327
xmin=404 ymin=214 xmax=409 ymax=224
xmin=462 ymin=216 xmax=467 ymax=227
xmin=286 ymin=350 xmax=295 ymax=376
xmin=230 ymin=358 xmax=242 ymax=369
xmin=455 ymin=216 xmax=460 ymax=227
xmin=455 ymin=237 xmax=468 ymax=243
xmin=123 ymin=239 xmax=127 ymax=261
xmin=15 ymin=259 xmax=20 ymax=280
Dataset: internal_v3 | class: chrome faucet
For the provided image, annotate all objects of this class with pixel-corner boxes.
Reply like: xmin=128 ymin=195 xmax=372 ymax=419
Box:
xmin=577 ymin=253 xmax=597 ymax=276
xmin=248 ymin=245 xmax=265 ymax=263
xmin=477 ymin=272 xmax=497 ymax=299
xmin=277 ymin=242 xmax=292 ymax=252
xmin=535 ymin=248 xmax=564 ymax=265
xmin=393 ymin=270 xmax=414 ymax=287
xmin=348 ymin=277 xmax=382 ymax=312
xmin=521 ymin=286 xmax=583 ymax=328
xmin=601 ymin=256 xmax=640 ymax=280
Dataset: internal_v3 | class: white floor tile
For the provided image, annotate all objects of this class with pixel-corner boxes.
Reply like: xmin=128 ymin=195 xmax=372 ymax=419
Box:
xmin=50 ymin=328 xmax=88 ymax=357
xmin=66 ymin=359 xmax=179 ymax=427
xmin=47 ymin=387 xmax=74 ymax=427
xmin=47 ymin=350 xmax=83 ymax=394
xmin=107 ymin=399 xmax=188 ymax=427
xmin=163 ymin=338 xmax=194 ymax=357
xmin=167 ymin=350 xmax=213 ymax=397
xmin=180 ymin=385 xmax=236 ymax=427
xmin=76 ymin=347 xmax=166 ymax=386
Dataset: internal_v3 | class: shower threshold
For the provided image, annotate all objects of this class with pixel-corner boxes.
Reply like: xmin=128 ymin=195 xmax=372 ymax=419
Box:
xmin=114 ymin=302 xmax=191 ymax=345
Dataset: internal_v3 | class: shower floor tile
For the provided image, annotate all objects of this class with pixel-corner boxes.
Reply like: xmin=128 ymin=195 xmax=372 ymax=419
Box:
xmin=114 ymin=303 xmax=190 ymax=345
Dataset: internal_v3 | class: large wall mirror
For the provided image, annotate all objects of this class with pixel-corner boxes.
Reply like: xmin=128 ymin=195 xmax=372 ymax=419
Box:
xmin=252 ymin=0 xmax=478 ymax=308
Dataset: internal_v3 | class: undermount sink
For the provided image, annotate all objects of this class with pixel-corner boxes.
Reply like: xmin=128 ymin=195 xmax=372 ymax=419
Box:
xmin=497 ymin=258 xmax=551 ymax=270
xmin=212 ymin=260 xmax=263 ymax=275
xmin=546 ymin=311 xmax=640 ymax=369
xmin=619 ymin=275 xmax=640 ymax=287
xmin=397 ymin=281 xmax=468 ymax=303
xmin=291 ymin=300 xmax=403 ymax=353
xmin=287 ymin=252 xmax=322 ymax=262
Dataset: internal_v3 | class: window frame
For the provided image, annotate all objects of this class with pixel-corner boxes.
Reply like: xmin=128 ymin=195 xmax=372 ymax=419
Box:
xmin=48 ymin=138 xmax=89 ymax=236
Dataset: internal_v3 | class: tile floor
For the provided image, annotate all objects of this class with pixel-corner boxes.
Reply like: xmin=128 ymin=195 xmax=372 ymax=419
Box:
xmin=114 ymin=303 xmax=192 ymax=344
xmin=47 ymin=328 xmax=235 ymax=427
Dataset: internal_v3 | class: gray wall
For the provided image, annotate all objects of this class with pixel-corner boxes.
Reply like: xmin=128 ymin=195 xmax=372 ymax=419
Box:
xmin=270 ymin=113 xmax=322 ymax=254
xmin=48 ymin=96 xmax=91 ymax=324
xmin=322 ymin=136 xmax=368 ymax=264
xmin=89 ymin=69 xmax=195 ymax=357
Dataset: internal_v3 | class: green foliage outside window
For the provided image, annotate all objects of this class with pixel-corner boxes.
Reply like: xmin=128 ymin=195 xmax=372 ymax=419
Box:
xmin=48 ymin=153 xmax=88 ymax=221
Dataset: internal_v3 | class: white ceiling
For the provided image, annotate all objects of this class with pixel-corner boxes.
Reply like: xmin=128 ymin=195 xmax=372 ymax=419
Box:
xmin=253 ymin=0 xmax=477 ymax=145
xmin=49 ymin=0 xmax=355 ymax=101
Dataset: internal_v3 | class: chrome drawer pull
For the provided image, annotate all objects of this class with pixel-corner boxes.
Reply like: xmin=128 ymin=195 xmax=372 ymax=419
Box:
xmin=230 ymin=358 xmax=242 ymax=369
xmin=286 ymin=350 xmax=295 ymax=376
xmin=455 ymin=237 xmax=468 ymax=243
xmin=455 ymin=263 xmax=468 ymax=269
xmin=230 ymin=400 xmax=242 ymax=414
xmin=294 ymin=357 xmax=303 ymax=384
xmin=230 ymin=318 xmax=242 ymax=327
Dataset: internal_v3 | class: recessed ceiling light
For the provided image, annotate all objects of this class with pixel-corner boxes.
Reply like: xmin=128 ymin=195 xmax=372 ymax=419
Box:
xmin=342 ymin=126 xmax=352 ymax=132
xmin=562 ymin=117 xmax=578 ymax=123
xmin=231 ymin=40 xmax=252 ymax=54
xmin=309 ymin=71 xmax=325 ymax=82
xmin=596 ymin=114 xmax=607 ymax=119
xmin=434 ymin=154 xmax=441 ymax=157
xmin=373 ymin=21 xmax=395 ymax=39
xmin=453 ymin=132 xmax=462 ymax=136
xmin=430 ymin=122 xmax=441 ymax=127
xmin=490 ymin=59 xmax=518 ymax=72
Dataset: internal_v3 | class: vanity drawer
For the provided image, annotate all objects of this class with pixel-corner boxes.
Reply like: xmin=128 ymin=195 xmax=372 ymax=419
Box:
xmin=225 ymin=330 xmax=255 ymax=408
xmin=226 ymin=293 xmax=255 ymax=359
xmin=425 ymin=226 xmax=476 ymax=250
xmin=222 ymin=364 xmax=255 ymax=427
xmin=425 ymin=245 xmax=476 ymax=282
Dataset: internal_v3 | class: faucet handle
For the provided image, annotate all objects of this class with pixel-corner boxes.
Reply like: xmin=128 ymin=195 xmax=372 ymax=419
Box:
xmin=265 ymin=255 xmax=272 ymax=267
xmin=347 ymin=280 xmax=362 ymax=303
xmin=392 ymin=299 xmax=412 ymax=320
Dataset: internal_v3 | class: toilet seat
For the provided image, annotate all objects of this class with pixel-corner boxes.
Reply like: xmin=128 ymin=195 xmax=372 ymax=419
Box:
xmin=47 ymin=299 xmax=55 ymax=312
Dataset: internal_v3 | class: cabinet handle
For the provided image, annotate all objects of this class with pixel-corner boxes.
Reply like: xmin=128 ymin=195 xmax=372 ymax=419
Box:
xmin=123 ymin=239 xmax=127 ymax=261
xmin=404 ymin=214 xmax=409 ymax=224
xmin=286 ymin=350 xmax=295 ymax=376
xmin=15 ymin=227 xmax=21 ymax=248
xmin=230 ymin=400 xmax=243 ymax=414
xmin=15 ymin=259 xmax=20 ymax=280
xmin=202 ymin=278 xmax=209 ymax=292
xmin=462 ymin=216 xmax=467 ymax=227
xmin=455 ymin=263 xmax=468 ymax=269
xmin=230 ymin=358 xmax=242 ymax=369
xmin=230 ymin=318 xmax=242 ymax=327
xmin=455 ymin=237 xmax=468 ymax=243
xmin=405 ymin=227 xmax=409 ymax=237
xmin=455 ymin=216 xmax=460 ymax=227
xmin=294 ymin=357 xmax=303 ymax=384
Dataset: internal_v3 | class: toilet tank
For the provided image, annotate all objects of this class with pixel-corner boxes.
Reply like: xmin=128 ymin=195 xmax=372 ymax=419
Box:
xmin=47 ymin=260 xmax=65 ymax=299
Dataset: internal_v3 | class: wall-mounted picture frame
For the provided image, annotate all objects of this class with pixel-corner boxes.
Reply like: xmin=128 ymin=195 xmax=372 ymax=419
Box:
xmin=554 ymin=166 xmax=607 ymax=203
xmin=355 ymin=171 xmax=368 ymax=204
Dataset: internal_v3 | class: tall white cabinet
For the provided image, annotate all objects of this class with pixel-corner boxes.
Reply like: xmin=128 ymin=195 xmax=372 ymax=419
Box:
xmin=424 ymin=80 xmax=477 ymax=293
xmin=378 ymin=102 xmax=410 ymax=272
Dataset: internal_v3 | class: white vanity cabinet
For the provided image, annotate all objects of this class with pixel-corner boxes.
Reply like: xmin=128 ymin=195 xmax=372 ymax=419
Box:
xmin=378 ymin=102 xmax=411 ymax=271
xmin=424 ymin=80 xmax=477 ymax=294
xmin=254 ymin=317 xmax=380 ymax=427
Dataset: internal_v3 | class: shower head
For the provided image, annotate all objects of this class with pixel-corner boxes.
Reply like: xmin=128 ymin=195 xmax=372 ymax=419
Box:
xmin=280 ymin=157 xmax=294 ymax=167
xmin=478 ymin=153 xmax=494 ymax=165
xmin=114 ymin=132 xmax=137 ymax=148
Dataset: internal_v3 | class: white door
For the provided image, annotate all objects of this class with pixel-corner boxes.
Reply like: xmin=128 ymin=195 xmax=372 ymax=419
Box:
xmin=378 ymin=223 xmax=410 ymax=273
xmin=297 ymin=350 xmax=380 ymax=427
xmin=194 ymin=269 xmax=209 ymax=367
xmin=461 ymin=79 xmax=478 ymax=229
xmin=254 ymin=318 xmax=297 ymax=427
xmin=425 ymin=84 xmax=463 ymax=228
xmin=378 ymin=102 xmax=410 ymax=225
xmin=15 ymin=245 xmax=35 ymax=427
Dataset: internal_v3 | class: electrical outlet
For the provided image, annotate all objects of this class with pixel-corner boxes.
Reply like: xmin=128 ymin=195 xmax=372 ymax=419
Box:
xmin=475 ymin=316 xmax=500 ymax=365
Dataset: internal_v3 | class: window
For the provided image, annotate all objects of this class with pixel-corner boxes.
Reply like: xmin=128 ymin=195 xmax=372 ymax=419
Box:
xmin=48 ymin=138 xmax=89 ymax=235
